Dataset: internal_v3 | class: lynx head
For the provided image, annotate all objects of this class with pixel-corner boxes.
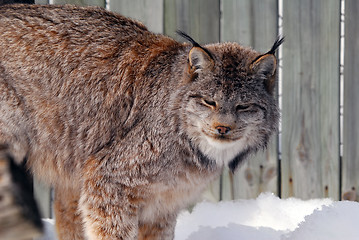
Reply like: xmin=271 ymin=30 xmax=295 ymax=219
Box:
xmin=176 ymin=31 xmax=283 ymax=172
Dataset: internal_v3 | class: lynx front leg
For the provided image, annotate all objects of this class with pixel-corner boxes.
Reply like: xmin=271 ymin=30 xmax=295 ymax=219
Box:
xmin=79 ymin=184 xmax=139 ymax=240
xmin=79 ymin=158 xmax=141 ymax=240
xmin=54 ymin=186 xmax=84 ymax=240
xmin=138 ymin=215 xmax=177 ymax=240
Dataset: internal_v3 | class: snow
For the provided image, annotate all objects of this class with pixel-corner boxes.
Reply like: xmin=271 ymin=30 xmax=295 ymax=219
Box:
xmin=175 ymin=193 xmax=359 ymax=240
xmin=36 ymin=219 xmax=57 ymax=240
xmin=37 ymin=193 xmax=359 ymax=240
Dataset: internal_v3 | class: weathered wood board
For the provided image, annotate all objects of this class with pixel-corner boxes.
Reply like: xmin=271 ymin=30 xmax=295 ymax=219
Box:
xmin=342 ymin=0 xmax=359 ymax=201
xmin=164 ymin=0 xmax=220 ymax=44
xmin=281 ymin=0 xmax=340 ymax=200
xmin=50 ymin=0 xmax=105 ymax=7
xmin=109 ymin=0 xmax=164 ymax=33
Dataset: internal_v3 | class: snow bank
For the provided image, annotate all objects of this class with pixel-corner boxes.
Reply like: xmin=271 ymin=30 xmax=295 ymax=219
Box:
xmin=175 ymin=193 xmax=359 ymax=240
xmin=37 ymin=193 xmax=359 ymax=240
xmin=283 ymin=200 xmax=359 ymax=240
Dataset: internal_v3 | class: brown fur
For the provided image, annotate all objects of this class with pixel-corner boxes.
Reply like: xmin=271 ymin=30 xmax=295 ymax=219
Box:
xmin=0 ymin=4 xmax=281 ymax=240
xmin=54 ymin=186 xmax=84 ymax=239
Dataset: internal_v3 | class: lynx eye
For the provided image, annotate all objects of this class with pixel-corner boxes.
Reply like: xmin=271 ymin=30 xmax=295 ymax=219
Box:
xmin=202 ymin=99 xmax=217 ymax=108
xmin=236 ymin=104 xmax=252 ymax=112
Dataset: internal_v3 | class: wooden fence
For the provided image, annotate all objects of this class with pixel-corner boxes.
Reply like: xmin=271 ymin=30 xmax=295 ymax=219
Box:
xmin=27 ymin=0 xmax=359 ymax=217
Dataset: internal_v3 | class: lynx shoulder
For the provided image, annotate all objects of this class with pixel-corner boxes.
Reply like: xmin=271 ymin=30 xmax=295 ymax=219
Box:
xmin=0 ymin=4 xmax=282 ymax=240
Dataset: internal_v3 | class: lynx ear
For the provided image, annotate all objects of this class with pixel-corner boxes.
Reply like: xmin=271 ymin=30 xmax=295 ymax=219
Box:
xmin=252 ymin=36 xmax=284 ymax=76
xmin=251 ymin=36 xmax=284 ymax=93
xmin=251 ymin=54 xmax=277 ymax=93
xmin=176 ymin=30 xmax=214 ymax=73
xmin=189 ymin=47 xmax=214 ymax=72
xmin=251 ymin=54 xmax=277 ymax=77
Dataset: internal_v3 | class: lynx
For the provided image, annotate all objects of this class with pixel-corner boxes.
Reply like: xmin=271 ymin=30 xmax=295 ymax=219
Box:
xmin=0 ymin=4 xmax=283 ymax=240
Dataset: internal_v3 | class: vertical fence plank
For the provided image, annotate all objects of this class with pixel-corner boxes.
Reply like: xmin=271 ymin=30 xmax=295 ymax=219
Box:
xmin=52 ymin=0 xmax=105 ymax=7
xmin=34 ymin=0 xmax=48 ymax=4
xmin=164 ymin=0 xmax=221 ymax=201
xmin=164 ymin=0 xmax=220 ymax=44
xmin=220 ymin=0 xmax=278 ymax=200
xmin=342 ymin=0 xmax=359 ymax=201
xmin=108 ymin=0 xmax=163 ymax=33
xmin=221 ymin=0 xmax=252 ymax=46
xmin=281 ymin=0 xmax=340 ymax=200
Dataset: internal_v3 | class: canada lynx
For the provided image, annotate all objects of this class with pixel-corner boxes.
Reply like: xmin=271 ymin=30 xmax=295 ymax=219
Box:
xmin=0 ymin=4 xmax=283 ymax=240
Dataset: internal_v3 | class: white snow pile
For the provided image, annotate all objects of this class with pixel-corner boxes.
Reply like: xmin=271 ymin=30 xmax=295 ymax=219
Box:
xmin=37 ymin=193 xmax=359 ymax=240
xmin=175 ymin=193 xmax=359 ymax=240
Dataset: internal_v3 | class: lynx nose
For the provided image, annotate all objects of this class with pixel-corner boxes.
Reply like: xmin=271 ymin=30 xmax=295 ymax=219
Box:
xmin=215 ymin=126 xmax=231 ymax=135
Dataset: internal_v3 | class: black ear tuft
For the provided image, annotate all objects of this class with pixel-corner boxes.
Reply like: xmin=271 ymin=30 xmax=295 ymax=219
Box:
xmin=176 ymin=30 xmax=214 ymax=60
xmin=251 ymin=36 xmax=284 ymax=69
xmin=266 ymin=36 xmax=285 ymax=55
xmin=176 ymin=30 xmax=201 ymax=48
